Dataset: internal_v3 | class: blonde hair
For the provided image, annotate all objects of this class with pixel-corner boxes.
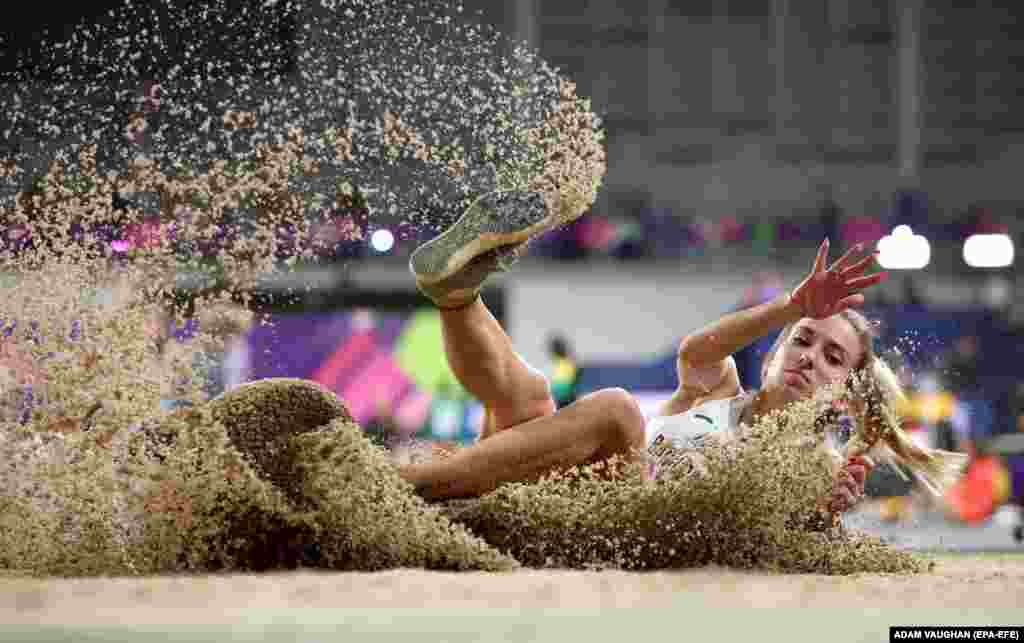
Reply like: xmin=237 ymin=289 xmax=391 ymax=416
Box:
xmin=762 ymin=309 xmax=966 ymax=498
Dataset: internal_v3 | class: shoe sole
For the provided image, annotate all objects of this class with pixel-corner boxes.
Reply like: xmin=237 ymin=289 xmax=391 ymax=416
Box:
xmin=410 ymin=191 xmax=549 ymax=286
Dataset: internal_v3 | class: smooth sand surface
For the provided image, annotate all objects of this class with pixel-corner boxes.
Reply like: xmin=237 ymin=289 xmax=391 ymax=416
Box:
xmin=0 ymin=555 xmax=1022 ymax=642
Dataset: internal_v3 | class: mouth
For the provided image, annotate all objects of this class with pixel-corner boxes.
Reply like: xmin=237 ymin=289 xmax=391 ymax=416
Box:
xmin=785 ymin=370 xmax=810 ymax=387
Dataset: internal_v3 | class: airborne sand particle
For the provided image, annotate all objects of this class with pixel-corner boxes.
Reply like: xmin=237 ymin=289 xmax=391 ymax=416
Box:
xmin=0 ymin=0 xmax=933 ymax=576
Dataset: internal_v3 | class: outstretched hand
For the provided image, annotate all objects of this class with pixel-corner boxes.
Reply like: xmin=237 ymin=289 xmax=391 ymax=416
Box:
xmin=789 ymin=239 xmax=888 ymax=319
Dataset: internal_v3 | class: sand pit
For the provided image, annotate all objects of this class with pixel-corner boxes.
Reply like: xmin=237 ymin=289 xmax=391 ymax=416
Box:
xmin=1 ymin=555 xmax=1022 ymax=613
xmin=0 ymin=555 xmax=1022 ymax=642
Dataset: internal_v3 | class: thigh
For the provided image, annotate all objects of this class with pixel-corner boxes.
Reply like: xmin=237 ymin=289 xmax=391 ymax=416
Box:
xmin=486 ymin=388 xmax=644 ymax=481
xmin=480 ymin=387 xmax=644 ymax=471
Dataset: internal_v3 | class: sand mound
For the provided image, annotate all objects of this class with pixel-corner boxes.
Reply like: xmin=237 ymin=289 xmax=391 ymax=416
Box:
xmin=134 ymin=379 xmax=517 ymax=573
xmin=1 ymin=378 xmax=930 ymax=577
xmin=439 ymin=439 xmax=927 ymax=575
xmin=290 ymin=420 xmax=517 ymax=572
xmin=207 ymin=378 xmax=353 ymax=501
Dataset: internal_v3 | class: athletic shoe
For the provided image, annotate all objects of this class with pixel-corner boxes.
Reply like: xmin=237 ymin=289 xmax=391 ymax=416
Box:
xmin=410 ymin=191 xmax=548 ymax=309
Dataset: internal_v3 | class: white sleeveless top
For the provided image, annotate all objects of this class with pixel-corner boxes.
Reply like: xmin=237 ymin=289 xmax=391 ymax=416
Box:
xmin=644 ymin=390 xmax=756 ymax=480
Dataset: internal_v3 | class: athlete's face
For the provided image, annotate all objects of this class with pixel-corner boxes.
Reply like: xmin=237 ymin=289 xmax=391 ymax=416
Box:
xmin=763 ymin=316 xmax=864 ymax=403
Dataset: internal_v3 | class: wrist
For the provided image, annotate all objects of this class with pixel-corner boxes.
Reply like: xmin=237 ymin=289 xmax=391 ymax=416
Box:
xmin=778 ymin=292 xmax=805 ymax=323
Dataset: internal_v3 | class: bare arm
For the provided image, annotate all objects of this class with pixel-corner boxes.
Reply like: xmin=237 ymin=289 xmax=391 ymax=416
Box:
xmin=678 ymin=293 xmax=802 ymax=368
xmin=653 ymin=295 xmax=800 ymax=418
xmin=657 ymin=240 xmax=886 ymax=418
xmin=680 ymin=239 xmax=885 ymax=369
xmin=655 ymin=356 xmax=740 ymax=417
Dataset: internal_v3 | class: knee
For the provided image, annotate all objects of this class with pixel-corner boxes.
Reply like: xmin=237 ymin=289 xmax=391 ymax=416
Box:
xmin=592 ymin=387 xmax=645 ymax=449
xmin=526 ymin=370 xmax=555 ymax=405
xmin=519 ymin=369 xmax=558 ymax=418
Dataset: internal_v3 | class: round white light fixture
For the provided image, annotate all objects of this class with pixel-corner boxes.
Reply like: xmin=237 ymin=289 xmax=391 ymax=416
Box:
xmin=876 ymin=225 xmax=931 ymax=270
xmin=370 ymin=229 xmax=395 ymax=253
xmin=963 ymin=233 xmax=1014 ymax=268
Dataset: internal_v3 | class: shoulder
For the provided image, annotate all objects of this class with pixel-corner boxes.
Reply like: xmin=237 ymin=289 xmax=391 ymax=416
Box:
xmin=689 ymin=358 xmax=744 ymax=407
xmin=679 ymin=355 xmax=737 ymax=385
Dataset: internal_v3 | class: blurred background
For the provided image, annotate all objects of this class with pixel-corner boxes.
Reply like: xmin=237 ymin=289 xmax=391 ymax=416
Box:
xmin=3 ymin=0 xmax=1023 ymax=540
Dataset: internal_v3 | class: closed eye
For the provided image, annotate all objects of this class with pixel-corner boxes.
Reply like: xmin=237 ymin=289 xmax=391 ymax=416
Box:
xmin=795 ymin=336 xmax=844 ymax=366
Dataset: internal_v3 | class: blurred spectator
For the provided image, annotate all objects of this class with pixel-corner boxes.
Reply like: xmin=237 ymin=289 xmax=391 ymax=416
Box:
xmin=547 ymin=332 xmax=579 ymax=409
xmin=892 ymin=189 xmax=930 ymax=230
xmin=938 ymin=334 xmax=981 ymax=395
xmin=936 ymin=333 xmax=998 ymax=443
xmin=569 ymin=215 xmax=649 ymax=260
xmin=611 ymin=221 xmax=648 ymax=259
xmin=717 ymin=215 xmax=748 ymax=245
xmin=1014 ymin=381 xmax=1024 ymax=434
xmin=897 ymin=369 xmax=961 ymax=451
xmin=533 ymin=220 xmax=587 ymax=260
xmin=903 ymin=276 xmax=925 ymax=307
xmin=1012 ymin=380 xmax=1024 ymax=415
xmin=933 ymin=416 xmax=960 ymax=453
xmin=576 ymin=216 xmax=618 ymax=256
xmin=841 ymin=213 xmax=887 ymax=248
xmin=964 ymin=205 xmax=1007 ymax=236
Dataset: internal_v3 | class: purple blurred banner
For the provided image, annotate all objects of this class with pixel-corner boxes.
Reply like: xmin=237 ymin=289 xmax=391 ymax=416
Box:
xmin=244 ymin=307 xmax=470 ymax=437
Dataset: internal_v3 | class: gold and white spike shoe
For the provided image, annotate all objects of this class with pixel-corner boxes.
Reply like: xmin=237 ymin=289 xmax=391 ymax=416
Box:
xmin=410 ymin=191 xmax=549 ymax=310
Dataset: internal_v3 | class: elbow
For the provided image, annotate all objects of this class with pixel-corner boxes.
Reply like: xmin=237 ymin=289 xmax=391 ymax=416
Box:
xmin=678 ymin=335 xmax=713 ymax=369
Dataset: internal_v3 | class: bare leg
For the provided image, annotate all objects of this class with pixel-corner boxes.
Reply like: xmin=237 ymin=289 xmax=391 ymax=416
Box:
xmin=398 ymin=388 xmax=645 ymax=500
xmin=440 ymin=297 xmax=556 ymax=435
xmin=401 ymin=192 xmax=643 ymax=499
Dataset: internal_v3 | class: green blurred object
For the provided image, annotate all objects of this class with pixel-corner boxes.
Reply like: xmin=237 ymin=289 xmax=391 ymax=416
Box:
xmin=550 ymin=357 xmax=578 ymax=408
xmin=393 ymin=309 xmax=463 ymax=396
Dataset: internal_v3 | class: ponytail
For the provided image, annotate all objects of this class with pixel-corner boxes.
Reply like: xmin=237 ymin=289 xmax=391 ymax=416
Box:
xmin=846 ymin=355 xmax=968 ymax=499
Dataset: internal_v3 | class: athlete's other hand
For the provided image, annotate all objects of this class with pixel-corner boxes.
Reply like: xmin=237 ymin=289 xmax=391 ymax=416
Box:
xmin=825 ymin=455 xmax=874 ymax=514
xmin=789 ymin=239 xmax=888 ymax=319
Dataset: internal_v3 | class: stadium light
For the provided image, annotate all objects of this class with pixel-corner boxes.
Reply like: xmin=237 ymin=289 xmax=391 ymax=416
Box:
xmin=370 ymin=229 xmax=395 ymax=253
xmin=963 ymin=233 xmax=1014 ymax=268
xmin=877 ymin=225 xmax=930 ymax=270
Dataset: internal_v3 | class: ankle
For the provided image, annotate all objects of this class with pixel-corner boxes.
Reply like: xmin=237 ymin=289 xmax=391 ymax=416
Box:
xmin=434 ymin=293 xmax=481 ymax=312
